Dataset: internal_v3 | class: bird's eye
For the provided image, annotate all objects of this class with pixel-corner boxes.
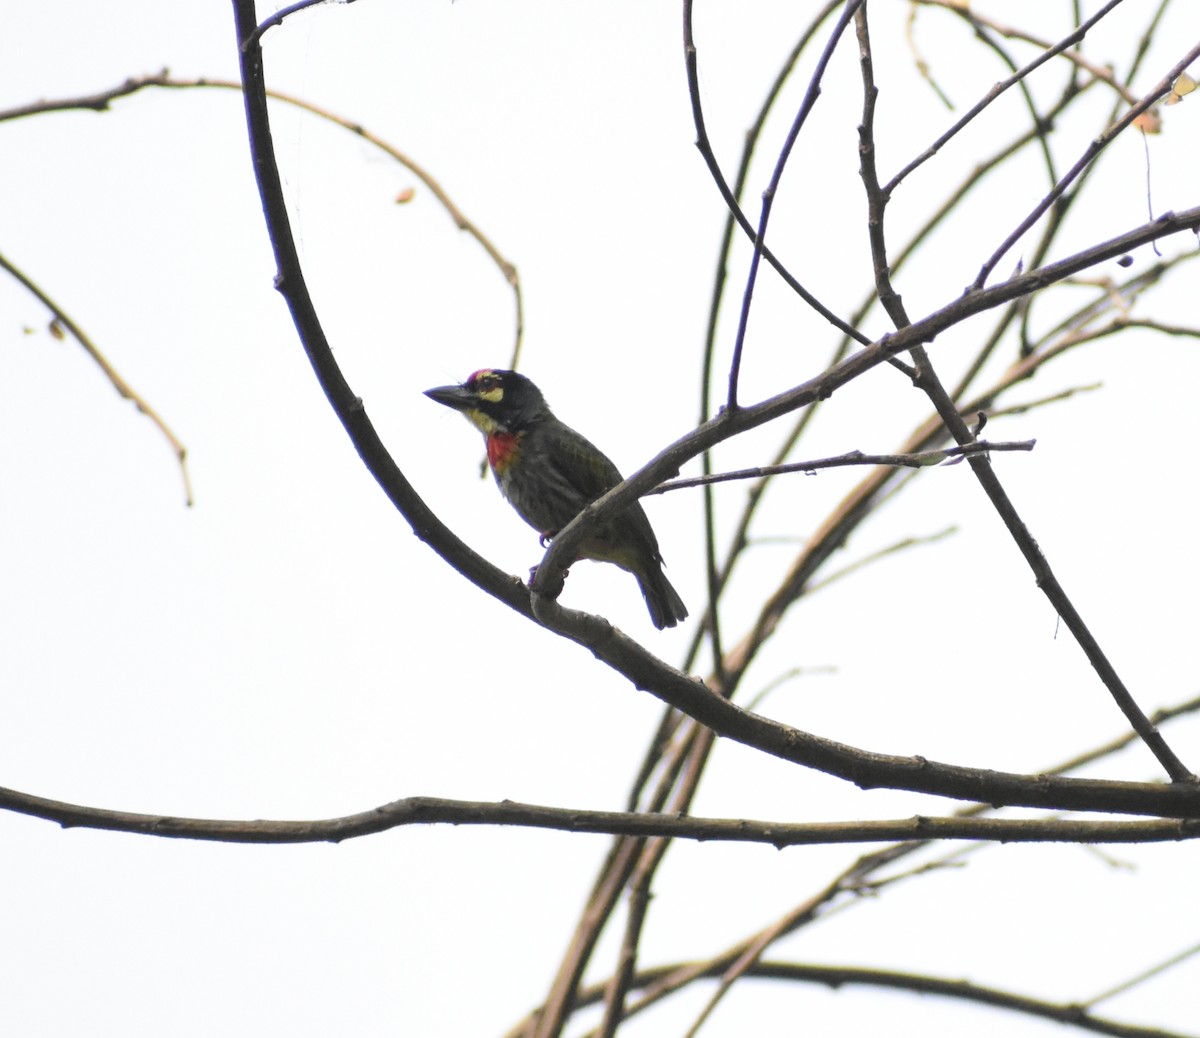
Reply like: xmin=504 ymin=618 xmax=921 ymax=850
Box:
xmin=476 ymin=375 xmax=498 ymax=391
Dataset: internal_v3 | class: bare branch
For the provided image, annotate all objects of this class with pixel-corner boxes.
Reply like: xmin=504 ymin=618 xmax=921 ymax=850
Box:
xmin=0 ymin=248 xmax=193 ymax=506
xmin=0 ymin=69 xmax=171 ymax=120
xmin=243 ymin=0 xmax=355 ymax=52
xmin=8 ymin=781 xmax=1199 ymax=846
xmin=681 ymin=0 xmax=871 ymax=346
xmin=1084 ymin=940 xmax=1200 ymax=1009
xmin=724 ymin=0 xmax=863 ymax=409
xmin=649 ymin=440 xmax=1036 ymax=495
xmin=569 ymin=960 xmax=1200 ymax=1038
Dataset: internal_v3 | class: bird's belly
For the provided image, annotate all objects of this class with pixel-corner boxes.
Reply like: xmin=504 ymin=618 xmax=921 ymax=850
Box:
xmin=497 ymin=467 xmax=570 ymax=536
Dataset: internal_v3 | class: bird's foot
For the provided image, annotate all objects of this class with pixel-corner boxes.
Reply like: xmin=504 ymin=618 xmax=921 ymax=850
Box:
xmin=527 ymin=564 xmax=569 ymax=588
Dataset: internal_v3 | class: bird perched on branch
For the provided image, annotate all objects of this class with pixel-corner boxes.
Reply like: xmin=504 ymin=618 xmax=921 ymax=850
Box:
xmin=425 ymin=368 xmax=688 ymax=629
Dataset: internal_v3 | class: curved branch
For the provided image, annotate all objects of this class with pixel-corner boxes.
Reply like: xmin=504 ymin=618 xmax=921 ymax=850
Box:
xmin=243 ymin=0 xmax=350 ymax=52
xmin=681 ymin=0 xmax=870 ymax=346
xmin=230 ymin=0 xmax=530 ymax=626
xmin=0 ymin=70 xmax=524 ymax=363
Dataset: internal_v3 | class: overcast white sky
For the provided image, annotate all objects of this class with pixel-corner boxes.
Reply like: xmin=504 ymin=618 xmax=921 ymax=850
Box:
xmin=2 ymin=2 xmax=1199 ymax=1035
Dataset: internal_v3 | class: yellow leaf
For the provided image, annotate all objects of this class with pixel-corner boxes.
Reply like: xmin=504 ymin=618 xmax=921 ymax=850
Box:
xmin=1165 ymin=71 xmax=1195 ymax=106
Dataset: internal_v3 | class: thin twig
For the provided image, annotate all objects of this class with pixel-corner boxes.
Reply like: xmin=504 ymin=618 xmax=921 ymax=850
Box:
xmin=597 ymin=838 xmax=663 ymax=1038
xmin=243 ymin=0 xmax=354 ymax=52
xmin=691 ymin=0 xmax=845 ymax=704
xmin=681 ymin=0 xmax=871 ymax=347
xmin=915 ymin=338 xmax=1196 ymax=781
xmin=725 ymin=0 xmax=863 ymax=410
xmin=1083 ymin=940 xmax=1200 ymax=1009
xmin=649 ymin=440 xmax=1035 ymax=495
xmin=0 ymin=249 xmax=193 ymax=506
xmin=804 ymin=526 xmax=957 ymax=595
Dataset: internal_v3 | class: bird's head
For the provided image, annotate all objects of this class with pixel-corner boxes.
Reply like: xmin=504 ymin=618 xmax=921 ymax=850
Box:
xmin=424 ymin=369 xmax=551 ymax=435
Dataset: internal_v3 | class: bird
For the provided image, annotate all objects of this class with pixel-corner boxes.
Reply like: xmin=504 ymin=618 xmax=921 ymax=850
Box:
xmin=425 ymin=368 xmax=688 ymax=629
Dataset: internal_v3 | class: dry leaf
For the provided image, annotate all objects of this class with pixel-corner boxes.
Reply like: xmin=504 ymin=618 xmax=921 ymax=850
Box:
xmin=1133 ymin=109 xmax=1162 ymax=133
xmin=1165 ymin=71 xmax=1196 ymax=106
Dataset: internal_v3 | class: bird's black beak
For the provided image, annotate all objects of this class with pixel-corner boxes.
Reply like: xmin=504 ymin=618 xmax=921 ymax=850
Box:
xmin=424 ymin=383 xmax=478 ymax=412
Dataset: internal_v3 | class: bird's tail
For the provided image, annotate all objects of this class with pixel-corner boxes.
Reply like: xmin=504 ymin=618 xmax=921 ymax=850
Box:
xmin=637 ymin=564 xmax=689 ymax=630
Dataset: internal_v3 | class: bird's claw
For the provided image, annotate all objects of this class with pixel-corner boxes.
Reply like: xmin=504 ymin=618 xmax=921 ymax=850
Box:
xmin=527 ymin=564 xmax=569 ymax=589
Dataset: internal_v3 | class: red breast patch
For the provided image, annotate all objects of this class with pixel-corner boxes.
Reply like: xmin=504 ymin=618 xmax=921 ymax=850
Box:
xmin=486 ymin=431 xmax=519 ymax=475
